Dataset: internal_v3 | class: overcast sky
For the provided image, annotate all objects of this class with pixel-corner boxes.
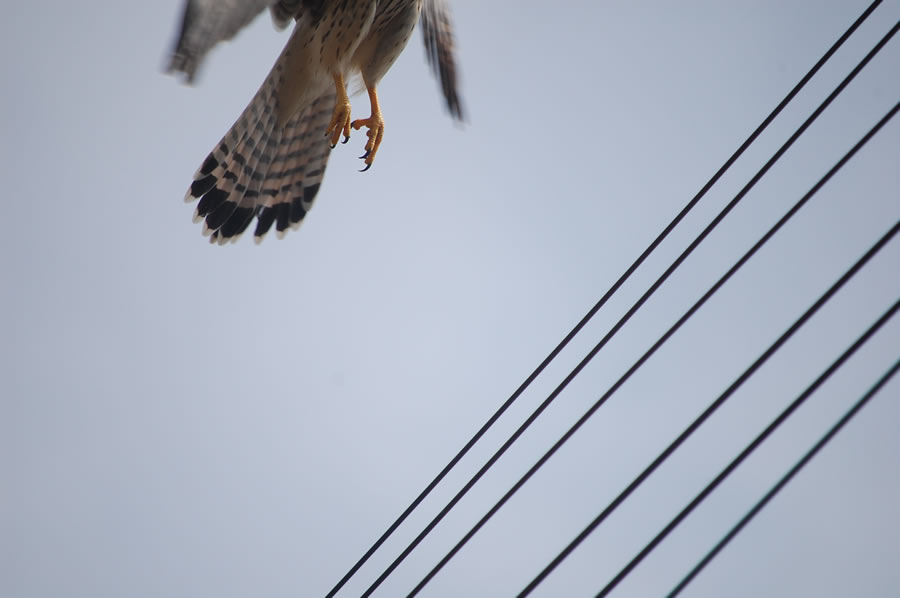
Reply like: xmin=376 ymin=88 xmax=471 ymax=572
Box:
xmin=4 ymin=1 xmax=899 ymax=597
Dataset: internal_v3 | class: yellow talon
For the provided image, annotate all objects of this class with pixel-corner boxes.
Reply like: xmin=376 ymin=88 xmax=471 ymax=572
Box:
xmin=351 ymin=85 xmax=385 ymax=170
xmin=325 ymin=72 xmax=352 ymax=147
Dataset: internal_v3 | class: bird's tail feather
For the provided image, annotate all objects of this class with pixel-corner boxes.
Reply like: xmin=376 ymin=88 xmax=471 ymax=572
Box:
xmin=186 ymin=58 xmax=333 ymax=244
xmin=253 ymin=92 xmax=334 ymax=241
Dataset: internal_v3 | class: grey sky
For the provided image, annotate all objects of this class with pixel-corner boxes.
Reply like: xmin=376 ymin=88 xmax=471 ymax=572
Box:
xmin=3 ymin=1 xmax=899 ymax=596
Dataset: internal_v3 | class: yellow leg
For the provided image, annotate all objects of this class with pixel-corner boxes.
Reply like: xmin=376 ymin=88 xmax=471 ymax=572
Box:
xmin=325 ymin=72 xmax=352 ymax=148
xmin=351 ymin=86 xmax=385 ymax=172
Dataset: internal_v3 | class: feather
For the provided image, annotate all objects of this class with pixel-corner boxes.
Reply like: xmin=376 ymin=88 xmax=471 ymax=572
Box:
xmin=421 ymin=0 xmax=464 ymax=120
xmin=167 ymin=0 xmax=280 ymax=83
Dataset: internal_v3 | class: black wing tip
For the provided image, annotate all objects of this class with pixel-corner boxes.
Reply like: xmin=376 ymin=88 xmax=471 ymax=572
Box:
xmin=217 ymin=206 xmax=256 ymax=240
xmin=446 ymin=93 xmax=464 ymax=122
xmin=190 ymin=174 xmax=218 ymax=200
xmin=254 ymin=206 xmax=277 ymax=241
xmin=195 ymin=186 xmax=228 ymax=216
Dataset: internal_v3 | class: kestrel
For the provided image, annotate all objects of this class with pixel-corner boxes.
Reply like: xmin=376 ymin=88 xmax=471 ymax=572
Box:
xmin=167 ymin=0 xmax=463 ymax=244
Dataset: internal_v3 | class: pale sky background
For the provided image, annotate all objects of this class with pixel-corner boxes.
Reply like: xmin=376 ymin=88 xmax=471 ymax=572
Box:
xmin=3 ymin=1 xmax=899 ymax=597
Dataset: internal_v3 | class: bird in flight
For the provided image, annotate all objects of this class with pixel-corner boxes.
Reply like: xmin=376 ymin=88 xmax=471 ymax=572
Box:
xmin=167 ymin=0 xmax=463 ymax=244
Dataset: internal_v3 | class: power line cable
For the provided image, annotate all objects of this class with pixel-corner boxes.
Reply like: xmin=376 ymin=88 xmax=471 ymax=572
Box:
xmin=322 ymin=3 xmax=883 ymax=594
xmin=409 ymin=97 xmax=900 ymax=596
xmin=593 ymin=297 xmax=900 ymax=597
xmin=399 ymin=25 xmax=900 ymax=598
xmin=521 ymin=100 xmax=900 ymax=597
xmin=667 ymin=358 xmax=900 ymax=598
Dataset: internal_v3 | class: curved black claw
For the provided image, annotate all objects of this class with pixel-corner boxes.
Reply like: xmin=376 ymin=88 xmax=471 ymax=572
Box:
xmin=359 ymin=163 xmax=372 ymax=173
xmin=342 ymin=135 xmax=350 ymax=144
xmin=330 ymin=143 xmax=337 ymax=149
xmin=359 ymin=150 xmax=371 ymax=160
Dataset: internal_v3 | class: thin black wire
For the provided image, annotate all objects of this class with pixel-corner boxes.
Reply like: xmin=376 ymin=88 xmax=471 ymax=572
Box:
xmin=411 ymin=94 xmax=900 ymax=597
xmin=595 ymin=297 xmax=900 ymax=597
xmin=667 ymin=358 xmax=900 ymax=598
xmin=402 ymin=27 xmax=900 ymax=598
xmin=522 ymin=100 xmax=900 ymax=597
xmin=322 ymin=2 xmax=883 ymax=595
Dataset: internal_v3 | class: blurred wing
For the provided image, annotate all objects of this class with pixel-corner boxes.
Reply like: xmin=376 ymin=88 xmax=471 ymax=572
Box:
xmin=420 ymin=0 xmax=464 ymax=120
xmin=269 ymin=0 xmax=309 ymax=28
xmin=167 ymin=0 xmax=280 ymax=83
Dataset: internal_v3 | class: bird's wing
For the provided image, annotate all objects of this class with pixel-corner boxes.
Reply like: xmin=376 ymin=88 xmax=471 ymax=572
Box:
xmin=269 ymin=0 xmax=311 ymax=28
xmin=167 ymin=0 xmax=300 ymax=83
xmin=421 ymin=0 xmax=463 ymax=120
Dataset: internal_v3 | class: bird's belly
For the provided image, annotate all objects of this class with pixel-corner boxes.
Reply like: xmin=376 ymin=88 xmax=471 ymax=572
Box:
xmin=277 ymin=1 xmax=378 ymax=120
xmin=351 ymin=0 xmax=423 ymax=85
